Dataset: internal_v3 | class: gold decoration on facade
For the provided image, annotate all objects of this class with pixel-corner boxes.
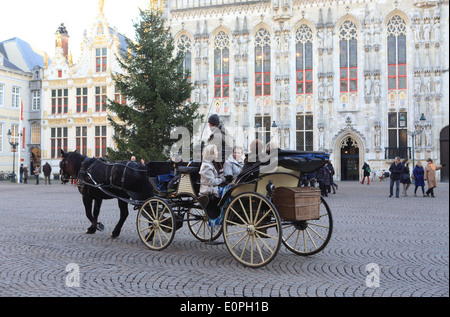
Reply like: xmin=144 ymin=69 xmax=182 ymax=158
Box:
xmin=150 ymin=0 xmax=164 ymax=12
xmin=98 ymin=0 xmax=105 ymax=13
xmin=55 ymin=31 xmax=62 ymax=48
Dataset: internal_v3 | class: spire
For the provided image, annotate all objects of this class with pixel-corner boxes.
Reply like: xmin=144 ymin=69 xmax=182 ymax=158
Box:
xmin=98 ymin=0 xmax=105 ymax=14
xmin=55 ymin=23 xmax=69 ymax=59
xmin=234 ymin=17 xmax=241 ymax=36
xmin=317 ymin=8 xmax=324 ymax=28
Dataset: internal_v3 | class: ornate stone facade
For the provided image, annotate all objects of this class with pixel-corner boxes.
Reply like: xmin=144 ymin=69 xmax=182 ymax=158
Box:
xmin=167 ymin=0 xmax=449 ymax=180
xmin=41 ymin=7 xmax=127 ymax=167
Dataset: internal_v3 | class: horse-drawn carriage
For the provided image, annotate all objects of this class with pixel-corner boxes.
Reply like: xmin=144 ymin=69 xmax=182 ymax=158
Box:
xmin=60 ymin=149 xmax=333 ymax=268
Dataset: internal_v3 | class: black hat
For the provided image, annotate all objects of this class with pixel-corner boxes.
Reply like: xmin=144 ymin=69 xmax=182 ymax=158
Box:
xmin=208 ymin=114 xmax=220 ymax=126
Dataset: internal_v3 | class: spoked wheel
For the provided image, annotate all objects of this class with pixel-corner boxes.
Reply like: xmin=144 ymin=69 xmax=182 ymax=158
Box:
xmin=137 ymin=198 xmax=175 ymax=251
xmin=282 ymin=197 xmax=333 ymax=256
xmin=223 ymin=192 xmax=282 ymax=268
xmin=187 ymin=207 xmax=222 ymax=242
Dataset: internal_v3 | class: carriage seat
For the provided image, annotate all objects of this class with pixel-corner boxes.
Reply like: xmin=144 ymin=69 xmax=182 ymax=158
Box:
xmin=178 ymin=166 xmax=200 ymax=174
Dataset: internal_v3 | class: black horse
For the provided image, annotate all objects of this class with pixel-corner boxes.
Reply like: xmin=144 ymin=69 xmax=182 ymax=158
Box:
xmin=60 ymin=150 xmax=155 ymax=238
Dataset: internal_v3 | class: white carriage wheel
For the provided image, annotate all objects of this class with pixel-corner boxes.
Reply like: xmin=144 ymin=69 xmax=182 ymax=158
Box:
xmin=137 ymin=198 xmax=175 ymax=251
xmin=187 ymin=207 xmax=222 ymax=242
xmin=223 ymin=192 xmax=282 ymax=268
xmin=282 ymin=197 xmax=333 ymax=256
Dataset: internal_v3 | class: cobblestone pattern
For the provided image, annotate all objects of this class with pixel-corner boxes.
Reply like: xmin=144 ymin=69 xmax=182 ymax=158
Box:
xmin=0 ymin=180 xmax=448 ymax=297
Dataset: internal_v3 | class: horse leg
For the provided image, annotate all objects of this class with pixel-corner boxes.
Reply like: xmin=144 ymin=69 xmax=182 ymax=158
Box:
xmin=92 ymin=198 xmax=103 ymax=232
xmin=83 ymin=195 xmax=96 ymax=234
xmin=111 ymin=199 xmax=129 ymax=238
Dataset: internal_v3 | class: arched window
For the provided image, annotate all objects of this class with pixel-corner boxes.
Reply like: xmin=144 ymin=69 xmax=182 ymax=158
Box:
xmin=213 ymin=31 xmax=230 ymax=98
xmin=177 ymin=34 xmax=192 ymax=82
xmin=254 ymin=28 xmax=271 ymax=97
xmin=387 ymin=15 xmax=407 ymax=90
xmin=339 ymin=21 xmax=358 ymax=93
xmin=295 ymin=24 xmax=313 ymax=95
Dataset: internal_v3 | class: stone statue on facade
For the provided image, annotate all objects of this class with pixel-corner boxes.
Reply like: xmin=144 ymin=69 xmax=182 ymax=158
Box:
xmin=423 ymin=20 xmax=431 ymax=42
xmin=365 ymin=77 xmax=372 ymax=96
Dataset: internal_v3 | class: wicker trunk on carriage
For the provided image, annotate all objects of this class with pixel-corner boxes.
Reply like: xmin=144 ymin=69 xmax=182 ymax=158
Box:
xmin=137 ymin=150 xmax=333 ymax=268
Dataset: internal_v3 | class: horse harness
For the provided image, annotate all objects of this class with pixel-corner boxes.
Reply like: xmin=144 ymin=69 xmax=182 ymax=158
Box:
xmin=77 ymin=158 xmax=145 ymax=193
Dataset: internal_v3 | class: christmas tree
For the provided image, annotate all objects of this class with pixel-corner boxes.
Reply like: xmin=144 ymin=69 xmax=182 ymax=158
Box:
xmin=107 ymin=7 xmax=200 ymax=161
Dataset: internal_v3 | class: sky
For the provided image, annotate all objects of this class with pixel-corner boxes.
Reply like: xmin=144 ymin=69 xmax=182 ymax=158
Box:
xmin=0 ymin=0 xmax=150 ymax=59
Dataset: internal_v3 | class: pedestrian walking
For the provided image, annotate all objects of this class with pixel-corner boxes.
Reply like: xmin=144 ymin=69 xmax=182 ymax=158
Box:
xmin=389 ymin=156 xmax=403 ymax=198
xmin=361 ymin=162 xmax=371 ymax=185
xmin=328 ymin=161 xmax=338 ymax=193
xmin=302 ymin=171 xmax=317 ymax=188
xmin=400 ymin=159 xmax=411 ymax=196
xmin=34 ymin=165 xmax=40 ymax=185
xmin=43 ymin=162 xmax=52 ymax=185
xmin=327 ymin=162 xmax=336 ymax=194
xmin=317 ymin=162 xmax=331 ymax=197
xmin=424 ymin=158 xmax=442 ymax=198
xmin=19 ymin=164 xmax=24 ymax=183
xmin=413 ymin=161 xmax=425 ymax=197
xmin=23 ymin=166 xmax=28 ymax=184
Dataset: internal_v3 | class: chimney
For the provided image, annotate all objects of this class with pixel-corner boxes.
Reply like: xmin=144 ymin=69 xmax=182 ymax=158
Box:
xmin=56 ymin=23 xmax=69 ymax=58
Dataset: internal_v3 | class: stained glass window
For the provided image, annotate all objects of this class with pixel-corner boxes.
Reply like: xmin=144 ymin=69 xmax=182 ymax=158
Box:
xmin=213 ymin=31 xmax=230 ymax=98
xmin=387 ymin=15 xmax=407 ymax=90
xmin=255 ymin=28 xmax=271 ymax=96
xmin=339 ymin=21 xmax=358 ymax=93
xmin=296 ymin=24 xmax=313 ymax=95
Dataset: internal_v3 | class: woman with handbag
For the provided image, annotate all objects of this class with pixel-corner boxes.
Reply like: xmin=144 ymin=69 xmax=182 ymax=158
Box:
xmin=400 ymin=159 xmax=411 ymax=196
xmin=424 ymin=158 xmax=442 ymax=197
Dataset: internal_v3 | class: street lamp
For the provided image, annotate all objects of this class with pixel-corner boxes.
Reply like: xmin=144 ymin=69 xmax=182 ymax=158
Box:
xmin=7 ymin=129 xmax=19 ymax=183
xmin=410 ymin=113 xmax=427 ymax=169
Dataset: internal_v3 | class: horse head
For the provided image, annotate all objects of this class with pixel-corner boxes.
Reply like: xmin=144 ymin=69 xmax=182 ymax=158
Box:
xmin=60 ymin=150 xmax=85 ymax=183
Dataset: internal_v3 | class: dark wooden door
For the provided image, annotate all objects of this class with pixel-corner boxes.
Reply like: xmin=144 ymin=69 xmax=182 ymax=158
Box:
xmin=340 ymin=137 xmax=359 ymax=181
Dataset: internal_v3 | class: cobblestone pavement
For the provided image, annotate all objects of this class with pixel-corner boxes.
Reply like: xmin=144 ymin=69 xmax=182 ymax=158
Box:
xmin=0 ymin=179 xmax=448 ymax=297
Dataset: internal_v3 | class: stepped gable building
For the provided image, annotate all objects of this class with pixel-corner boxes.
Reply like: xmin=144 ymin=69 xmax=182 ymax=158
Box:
xmin=41 ymin=3 xmax=128 ymax=171
xmin=165 ymin=0 xmax=449 ymax=181
xmin=0 ymin=37 xmax=44 ymax=175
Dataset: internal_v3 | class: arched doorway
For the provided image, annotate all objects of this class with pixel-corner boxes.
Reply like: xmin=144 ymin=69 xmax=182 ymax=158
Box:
xmin=340 ymin=136 xmax=360 ymax=181
xmin=440 ymin=126 xmax=449 ymax=183
xmin=30 ymin=147 xmax=41 ymax=173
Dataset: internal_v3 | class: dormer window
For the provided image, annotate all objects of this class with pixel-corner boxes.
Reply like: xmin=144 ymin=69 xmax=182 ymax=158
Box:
xmin=96 ymin=48 xmax=107 ymax=72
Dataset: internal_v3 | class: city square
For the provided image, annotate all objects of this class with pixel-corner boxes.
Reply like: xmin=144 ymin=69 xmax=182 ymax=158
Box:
xmin=0 ymin=179 xmax=448 ymax=297
xmin=1 ymin=0 xmax=449 ymax=301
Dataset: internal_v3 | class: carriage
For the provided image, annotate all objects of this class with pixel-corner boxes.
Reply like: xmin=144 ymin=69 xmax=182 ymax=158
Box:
xmin=135 ymin=149 xmax=333 ymax=268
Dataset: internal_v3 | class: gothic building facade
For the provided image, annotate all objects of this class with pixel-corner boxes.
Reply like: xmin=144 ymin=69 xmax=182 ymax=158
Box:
xmin=166 ymin=0 xmax=449 ymax=181
xmin=39 ymin=0 xmax=449 ymax=182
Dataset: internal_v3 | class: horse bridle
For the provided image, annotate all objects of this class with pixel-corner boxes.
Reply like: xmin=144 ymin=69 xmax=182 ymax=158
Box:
xmin=59 ymin=159 xmax=72 ymax=183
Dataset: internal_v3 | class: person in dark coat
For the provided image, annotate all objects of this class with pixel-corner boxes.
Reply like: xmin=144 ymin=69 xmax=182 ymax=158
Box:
xmin=302 ymin=171 xmax=317 ymax=188
xmin=23 ymin=166 xmax=28 ymax=184
xmin=389 ymin=156 xmax=403 ymax=198
xmin=361 ymin=162 xmax=371 ymax=185
xmin=413 ymin=161 xmax=425 ymax=197
xmin=317 ymin=162 xmax=331 ymax=197
xmin=400 ymin=158 xmax=411 ymax=196
xmin=43 ymin=162 xmax=52 ymax=185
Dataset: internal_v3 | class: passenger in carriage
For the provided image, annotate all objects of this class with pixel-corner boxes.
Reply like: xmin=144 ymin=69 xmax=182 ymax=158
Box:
xmin=236 ymin=139 xmax=264 ymax=182
xmin=223 ymin=146 xmax=244 ymax=182
xmin=198 ymin=144 xmax=226 ymax=219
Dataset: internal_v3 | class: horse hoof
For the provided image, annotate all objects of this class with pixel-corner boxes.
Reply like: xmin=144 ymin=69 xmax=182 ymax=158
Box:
xmin=110 ymin=231 xmax=120 ymax=239
xmin=97 ymin=222 xmax=105 ymax=231
xmin=85 ymin=228 xmax=96 ymax=234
